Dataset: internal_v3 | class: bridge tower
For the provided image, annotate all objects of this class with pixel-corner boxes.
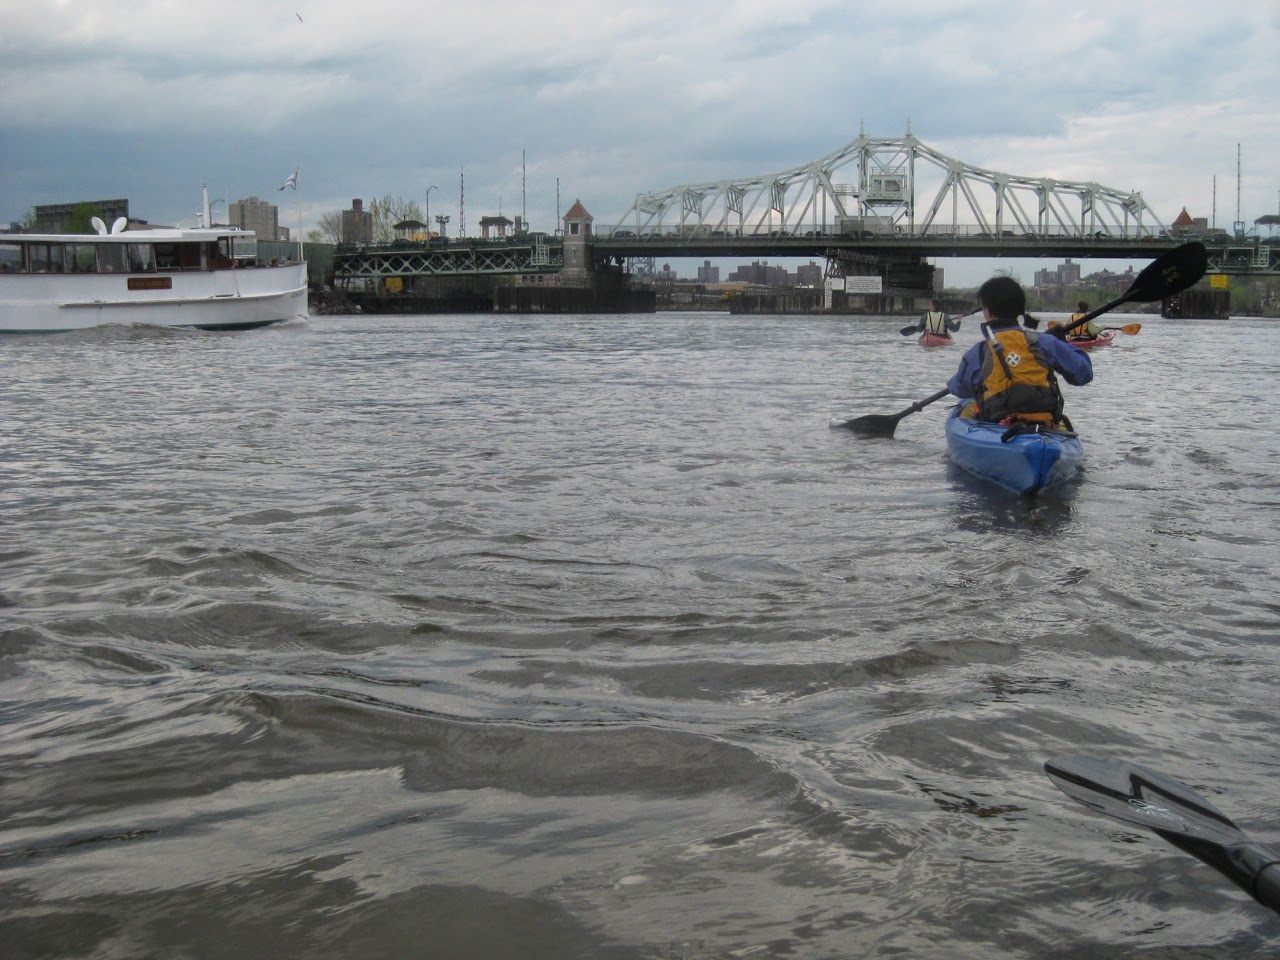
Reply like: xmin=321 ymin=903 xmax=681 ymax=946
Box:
xmin=561 ymin=199 xmax=594 ymax=288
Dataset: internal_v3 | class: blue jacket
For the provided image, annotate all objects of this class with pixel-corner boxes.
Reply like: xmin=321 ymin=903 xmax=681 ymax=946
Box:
xmin=947 ymin=322 xmax=1093 ymax=400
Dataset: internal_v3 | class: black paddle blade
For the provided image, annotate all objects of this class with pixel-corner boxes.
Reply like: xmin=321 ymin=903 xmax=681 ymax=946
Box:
xmin=831 ymin=413 xmax=903 ymax=437
xmin=1052 ymin=241 xmax=1210 ymax=339
xmin=835 ymin=388 xmax=953 ymax=439
xmin=1046 ymin=756 xmax=1280 ymax=913
xmin=1128 ymin=240 xmax=1209 ymax=302
xmin=1046 ymin=756 xmax=1245 ymax=845
xmin=899 ymin=324 xmax=918 ymax=336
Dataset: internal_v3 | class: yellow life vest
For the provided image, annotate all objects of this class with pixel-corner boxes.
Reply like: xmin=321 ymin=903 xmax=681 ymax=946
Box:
xmin=1068 ymin=311 xmax=1102 ymax=339
xmin=975 ymin=326 xmax=1063 ymax=424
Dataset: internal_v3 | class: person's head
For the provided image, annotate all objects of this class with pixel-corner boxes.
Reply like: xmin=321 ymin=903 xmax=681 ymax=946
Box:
xmin=1077 ymin=300 xmax=1089 ymax=312
xmin=928 ymin=298 xmax=940 ymax=311
xmin=977 ymin=276 xmax=1025 ymax=322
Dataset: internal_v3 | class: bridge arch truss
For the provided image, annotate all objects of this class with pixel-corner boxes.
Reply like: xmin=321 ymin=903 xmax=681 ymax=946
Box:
xmin=606 ymin=130 xmax=1166 ymax=241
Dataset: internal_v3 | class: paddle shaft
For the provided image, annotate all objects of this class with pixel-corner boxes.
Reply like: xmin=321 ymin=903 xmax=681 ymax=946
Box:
xmin=1225 ymin=843 xmax=1280 ymax=912
xmin=902 ymin=387 xmax=951 ymax=417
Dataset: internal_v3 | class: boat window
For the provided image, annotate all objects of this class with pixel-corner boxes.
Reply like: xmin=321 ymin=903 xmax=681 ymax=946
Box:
xmin=98 ymin=243 xmax=127 ymax=274
xmin=0 ymin=242 xmax=22 ymax=273
xmin=65 ymin=244 xmax=97 ymax=273
xmin=175 ymin=243 xmax=202 ymax=270
xmin=29 ymin=242 xmax=65 ymax=273
xmin=207 ymin=239 xmax=234 ymax=269
xmin=154 ymin=243 xmax=179 ymax=270
xmin=152 ymin=243 xmax=204 ymax=270
xmin=127 ymin=243 xmax=155 ymax=272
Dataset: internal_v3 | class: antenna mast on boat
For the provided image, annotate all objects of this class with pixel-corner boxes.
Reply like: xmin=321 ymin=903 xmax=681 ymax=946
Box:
xmin=202 ymin=184 xmax=211 ymax=228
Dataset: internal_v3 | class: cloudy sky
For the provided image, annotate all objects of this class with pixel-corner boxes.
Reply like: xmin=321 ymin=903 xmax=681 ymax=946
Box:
xmin=2 ymin=0 xmax=1277 ymax=285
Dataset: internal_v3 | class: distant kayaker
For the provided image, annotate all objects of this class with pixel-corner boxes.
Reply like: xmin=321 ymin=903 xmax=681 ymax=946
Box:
xmin=1066 ymin=300 xmax=1103 ymax=342
xmin=915 ymin=299 xmax=961 ymax=339
xmin=947 ymin=277 xmax=1093 ymax=427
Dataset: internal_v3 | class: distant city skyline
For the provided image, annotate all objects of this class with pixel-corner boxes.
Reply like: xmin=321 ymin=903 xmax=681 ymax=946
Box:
xmin=655 ymin=255 xmax=1151 ymax=291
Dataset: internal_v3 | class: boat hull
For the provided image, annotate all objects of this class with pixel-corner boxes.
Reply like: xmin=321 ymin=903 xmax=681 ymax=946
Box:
xmin=917 ymin=331 xmax=954 ymax=348
xmin=0 ymin=262 xmax=308 ymax=334
xmin=944 ymin=405 xmax=1083 ymax=495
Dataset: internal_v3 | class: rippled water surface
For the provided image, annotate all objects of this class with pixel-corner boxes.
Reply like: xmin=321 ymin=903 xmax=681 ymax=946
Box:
xmin=3 ymin=311 xmax=1279 ymax=958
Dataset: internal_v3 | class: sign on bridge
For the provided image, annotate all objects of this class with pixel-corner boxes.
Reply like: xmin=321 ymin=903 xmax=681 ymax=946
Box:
xmin=845 ymin=276 xmax=884 ymax=293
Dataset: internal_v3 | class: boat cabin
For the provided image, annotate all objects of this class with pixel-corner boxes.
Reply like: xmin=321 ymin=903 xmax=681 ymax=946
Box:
xmin=0 ymin=231 xmax=259 ymax=276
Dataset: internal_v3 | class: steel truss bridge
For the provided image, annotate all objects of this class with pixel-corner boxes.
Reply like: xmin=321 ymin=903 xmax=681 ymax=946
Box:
xmin=608 ymin=129 xmax=1165 ymax=241
xmin=598 ymin=130 xmax=1279 ymax=281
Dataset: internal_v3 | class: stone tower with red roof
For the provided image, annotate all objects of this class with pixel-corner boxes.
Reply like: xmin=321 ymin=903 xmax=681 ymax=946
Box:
xmin=561 ymin=199 xmax=593 ymax=287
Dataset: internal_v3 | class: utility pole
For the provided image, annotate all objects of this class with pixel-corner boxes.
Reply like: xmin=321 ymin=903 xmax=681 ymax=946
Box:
xmin=459 ymin=168 xmax=465 ymax=238
xmin=425 ymin=184 xmax=438 ymax=245
xmin=1234 ymin=142 xmax=1244 ymax=238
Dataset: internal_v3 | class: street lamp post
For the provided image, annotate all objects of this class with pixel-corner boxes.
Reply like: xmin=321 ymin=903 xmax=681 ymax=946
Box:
xmin=425 ymin=185 xmax=438 ymax=245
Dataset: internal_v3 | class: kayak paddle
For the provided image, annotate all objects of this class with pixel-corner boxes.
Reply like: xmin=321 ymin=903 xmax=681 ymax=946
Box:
xmin=1107 ymin=322 xmax=1142 ymax=335
xmin=837 ymin=242 xmax=1206 ymax=437
xmin=1045 ymin=755 xmax=1280 ymax=915
xmin=830 ymin=387 xmax=951 ymax=437
xmin=1050 ymin=241 xmax=1207 ymax=339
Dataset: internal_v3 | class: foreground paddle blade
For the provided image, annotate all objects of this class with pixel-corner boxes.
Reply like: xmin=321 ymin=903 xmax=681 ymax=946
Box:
xmin=834 ymin=387 xmax=953 ymax=439
xmin=1046 ymin=756 xmax=1280 ymax=914
xmin=833 ymin=413 xmax=903 ymax=437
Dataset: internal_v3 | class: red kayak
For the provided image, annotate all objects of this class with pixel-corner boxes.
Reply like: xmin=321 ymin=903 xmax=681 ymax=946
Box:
xmin=1065 ymin=329 xmax=1118 ymax=349
xmin=917 ymin=331 xmax=955 ymax=348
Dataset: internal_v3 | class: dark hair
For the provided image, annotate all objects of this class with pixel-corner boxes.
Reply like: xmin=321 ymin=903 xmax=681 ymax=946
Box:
xmin=977 ymin=276 xmax=1025 ymax=321
xmin=1077 ymin=300 xmax=1089 ymax=311
xmin=928 ymin=298 xmax=940 ymax=310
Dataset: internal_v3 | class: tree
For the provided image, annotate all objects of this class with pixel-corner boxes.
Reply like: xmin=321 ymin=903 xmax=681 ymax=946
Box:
xmin=64 ymin=202 xmax=105 ymax=234
xmin=368 ymin=194 xmax=425 ymax=243
xmin=313 ymin=210 xmax=344 ymax=244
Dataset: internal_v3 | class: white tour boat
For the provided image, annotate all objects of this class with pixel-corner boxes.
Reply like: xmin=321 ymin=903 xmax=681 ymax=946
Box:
xmin=0 ymin=210 xmax=308 ymax=334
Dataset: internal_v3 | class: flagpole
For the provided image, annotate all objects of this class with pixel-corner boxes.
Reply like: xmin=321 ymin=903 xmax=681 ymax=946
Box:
xmin=296 ymin=165 xmax=303 ymax=264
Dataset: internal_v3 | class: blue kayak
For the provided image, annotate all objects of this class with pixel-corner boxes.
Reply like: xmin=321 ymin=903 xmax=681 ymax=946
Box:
xmin=944 ymin=405 xmax=1083 ymax=495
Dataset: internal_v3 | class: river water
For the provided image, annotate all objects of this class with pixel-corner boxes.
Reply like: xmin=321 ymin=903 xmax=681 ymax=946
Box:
xmin=2 ymin=311 xmax=1278 ymax=959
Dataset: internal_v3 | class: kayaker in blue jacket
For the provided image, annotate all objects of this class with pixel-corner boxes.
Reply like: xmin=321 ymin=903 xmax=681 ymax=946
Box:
xmin=948 ymin=277 xmax=1093 ymax=427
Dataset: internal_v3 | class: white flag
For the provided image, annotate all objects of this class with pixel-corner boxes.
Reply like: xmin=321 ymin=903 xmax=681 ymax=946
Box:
xmin=279 ymin=166 xmax=299 ymax=191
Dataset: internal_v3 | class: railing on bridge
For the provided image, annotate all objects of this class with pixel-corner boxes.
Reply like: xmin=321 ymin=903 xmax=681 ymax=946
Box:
xmin=331 ymin=233 xmax=564 ymax=292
